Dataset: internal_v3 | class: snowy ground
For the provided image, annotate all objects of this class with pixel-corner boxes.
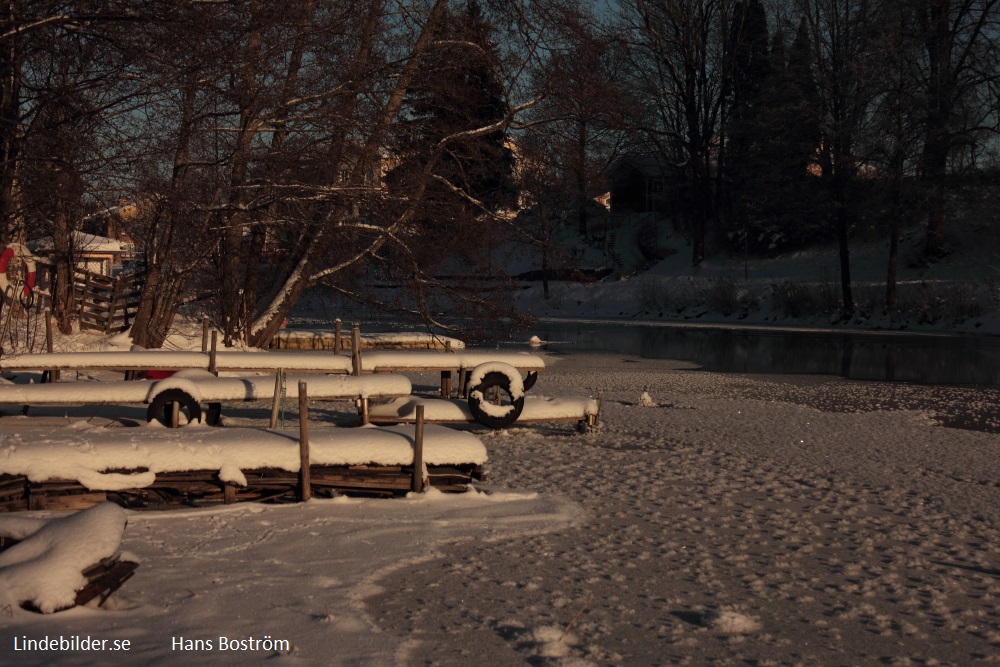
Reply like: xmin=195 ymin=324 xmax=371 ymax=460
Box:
xmin=3 ymin=349 xmax=1000 ymax=665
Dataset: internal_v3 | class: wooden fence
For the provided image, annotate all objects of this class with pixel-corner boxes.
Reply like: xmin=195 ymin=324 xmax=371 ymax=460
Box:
xmin=73 ymin=267 xmax=144 ymax=333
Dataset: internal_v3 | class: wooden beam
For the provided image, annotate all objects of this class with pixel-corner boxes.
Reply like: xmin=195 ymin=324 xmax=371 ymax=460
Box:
xmin=412 ymin=405 xmax=425 ymax=493
xmin=209 ymin=331 xmax=218 ymax=376
xmin=298 ymin=381 xmax=311 ymax=501
xmin=351 ymin=323 xmax=361 ymax=376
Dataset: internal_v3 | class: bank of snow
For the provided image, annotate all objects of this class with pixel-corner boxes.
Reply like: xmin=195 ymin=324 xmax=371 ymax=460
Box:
xmin=514 ymin=222 xmax=1000 ymax=336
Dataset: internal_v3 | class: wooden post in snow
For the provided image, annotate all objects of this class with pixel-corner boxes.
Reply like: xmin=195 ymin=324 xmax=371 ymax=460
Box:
xmin=334 ymin=318 xmax=342 ymax=354
xmin=270 ymin=368 xmax=284 ymax=428
xmin=45 ymin=308 xmax=53 ymax=352
xmin=351 ymin=323 xmax=361 ymax=376
xmin=105 ymin=277 xmax=123 ymax=334
xmin=298 ymin=380 xmax=311 ymax=501
xmin=44 ymin=308 xmax=58 ymax=382
xmin=442 ymin=331 xmax=453 ymax=397
xmin=412 ymin=405 xmax=425 ymax=493
xmin=201 ymin=316 xmax=209 ymax=352
xmin=209 ymin=331 xmax=218 ymax=376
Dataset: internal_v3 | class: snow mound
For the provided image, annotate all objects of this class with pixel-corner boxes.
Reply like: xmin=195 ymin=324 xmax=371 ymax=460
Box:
xmin=0 ymin=503 xmax=128 ymax=613
xmin=639 ymin=389 xmax=656 ymax=407
xmin=531 ymin=625 xmax=579 ymax=658
xmin=703 ymin=609 xmax=762 ymax=634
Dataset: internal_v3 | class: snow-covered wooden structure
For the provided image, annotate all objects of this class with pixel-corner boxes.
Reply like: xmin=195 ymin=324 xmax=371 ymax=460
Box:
xmin=0 ymin=503 xmax=138 ymax=613
xmin=0 ymin=346 xmax=601 ymax=430
xmin=0 ymin=424 xmax=487 ymax=511
xmin=0 ymin=369 xmax=411 ymax=426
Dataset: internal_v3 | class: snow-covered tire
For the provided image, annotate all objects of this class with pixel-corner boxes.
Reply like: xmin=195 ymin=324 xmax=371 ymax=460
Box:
xmin=523 ymin=371 xmax=538 ymax=392
xmin=205 ymin=402 xmax=222 ymax=426
xmin=147 ymin=389 xmax=202 ymax=427
xmin=468 ymin=371 xmax=524 ymax=429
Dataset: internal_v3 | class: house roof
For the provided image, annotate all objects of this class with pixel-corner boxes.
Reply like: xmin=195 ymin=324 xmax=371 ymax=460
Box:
xmin=606 ymin=153 xmax=686 ymax=183
xmin=31 ymin=231 xmax=131 ymax=254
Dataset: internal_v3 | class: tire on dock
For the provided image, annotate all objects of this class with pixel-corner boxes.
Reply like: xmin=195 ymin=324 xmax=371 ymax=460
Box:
xmin=147 ymin=389 xmax=202 ymax=427
xmin=467 ymin=365 xmax=524 ymax=429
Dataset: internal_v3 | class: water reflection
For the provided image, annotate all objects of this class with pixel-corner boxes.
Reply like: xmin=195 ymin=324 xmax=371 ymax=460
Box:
xmin=531 ymin=322 xmax=1000 ymax=386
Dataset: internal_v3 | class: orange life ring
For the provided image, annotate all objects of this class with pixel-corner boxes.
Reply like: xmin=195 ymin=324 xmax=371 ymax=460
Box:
xmin=0 ymin=243 xmax=37 ymax=301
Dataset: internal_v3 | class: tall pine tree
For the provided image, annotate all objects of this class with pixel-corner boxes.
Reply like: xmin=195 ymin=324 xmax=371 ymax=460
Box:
xmin=724 ymin=0 xmax=774 ymax=250
xmin=386 ymin=0 xmax=516 ymax=273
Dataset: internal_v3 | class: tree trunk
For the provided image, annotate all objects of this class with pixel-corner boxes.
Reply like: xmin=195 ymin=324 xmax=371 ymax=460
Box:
xmin=886 ymin=195 xmax=900 ymax=310
xmin=220 ymin=0 xmax=264 ymax=346
xmin=129 ymin=46 xmax=201 ymax=349
xmin=0 ymin=3 xmax=22 ymax=242
xmin=920 ymin=0 xmax=955 ymax=259
xmin=51 ymin=206 xmax=74 ymax=334
xmin=576 ymin=120 xmax=588 ymax=237
xmin=835 ymin=181 xmax=853 ymax=314
xmin=247 ymin=0 xmax=449 ymax=349
xmin=921 ymin=142 xmax=948 ymax=257
xmin=541 ymin=244 xmax=550 ymax=300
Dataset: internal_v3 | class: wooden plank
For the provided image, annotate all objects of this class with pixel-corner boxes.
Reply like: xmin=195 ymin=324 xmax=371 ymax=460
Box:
xmin=298 ymin=380 xmax=311 ymax=501
xmin=412 ymin=405 xmax=425 ymax=493
xmin=30 ymin=491 xmax=108 ymax=511
xmin=0 ymin=498 xmax=28 ymax=512
xmin=75 ymin=559 xmax=139 ymax=608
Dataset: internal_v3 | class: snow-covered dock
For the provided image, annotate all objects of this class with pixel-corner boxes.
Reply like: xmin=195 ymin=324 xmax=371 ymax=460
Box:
xmin=359 ymin=350 xmax=545 ymax=373
xmin=270 ymin=329 xmax=465 ymax=351
xmin=0 ymin=349 xmax=545 ymax=374
xmin=369 ymin=394 xmax=601 ymax=428
xmin=0 ymin=369 xmax=412 ymax=426
xmin=0 ymin=423 xmax=487 ymax=510
xmin=0 ymin=350 xmax=355 ymax=373
xmin=0 ymin=370 xmax=410 ymax=405
xmin=0 ymin=348 xmax=548 ymax=426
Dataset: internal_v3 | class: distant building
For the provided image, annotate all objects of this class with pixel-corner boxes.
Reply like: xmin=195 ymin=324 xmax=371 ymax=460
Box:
xmin=32 ymin=231 xmax=134 ymax=277
xmin=78 ymin=198 xmax=143 ymax=241
xmin=605 ymin=154 xmax=688 ymax=216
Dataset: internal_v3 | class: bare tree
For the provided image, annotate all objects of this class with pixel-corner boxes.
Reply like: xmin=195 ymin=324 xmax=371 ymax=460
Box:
xmin=913 ymin=0 xmax=1000 ymax=258
xmin=620 ymin=0 xmax=736 ymax=266
xmin=3 ymin=1 xmax=141 ymax=332
xmin=795 ymin=0 xmax=885 ymax=314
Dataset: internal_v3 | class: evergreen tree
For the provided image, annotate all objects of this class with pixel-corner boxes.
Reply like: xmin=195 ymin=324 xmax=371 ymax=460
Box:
xmin=724 ymin=0 xmax=775 ymax=250
xmin=386 ymin=1 xmax=516 ymax=272
xmin=758 ymin=15 xmax=825 ymax=248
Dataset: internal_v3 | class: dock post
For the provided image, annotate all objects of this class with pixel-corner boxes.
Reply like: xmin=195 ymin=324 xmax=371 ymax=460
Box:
xmin=270 ymin=368 xmax=284 ymax=428
xmin=299 ymin=381 xmax=311 ymax=501
xmin=334 ymin=318 xmax=342 ymax=354
xmin=44 ymin=308 xmax=59 ymax=382
xmin=412 ymin=405 xmax=425 ymax=493
xmin=209 ymin=331 xmax=218 ymax=376
xmin=351 ymin=323 xmax=361 ymax=376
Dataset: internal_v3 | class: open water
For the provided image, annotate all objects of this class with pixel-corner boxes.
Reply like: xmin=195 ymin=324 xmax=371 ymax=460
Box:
xmin=526 ymin=320 xmax=1000 ymax=387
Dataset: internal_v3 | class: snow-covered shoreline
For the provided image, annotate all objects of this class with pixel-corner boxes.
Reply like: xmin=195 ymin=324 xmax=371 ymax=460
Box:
xmin=1 ymin=350 xmax=999 ymax=665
